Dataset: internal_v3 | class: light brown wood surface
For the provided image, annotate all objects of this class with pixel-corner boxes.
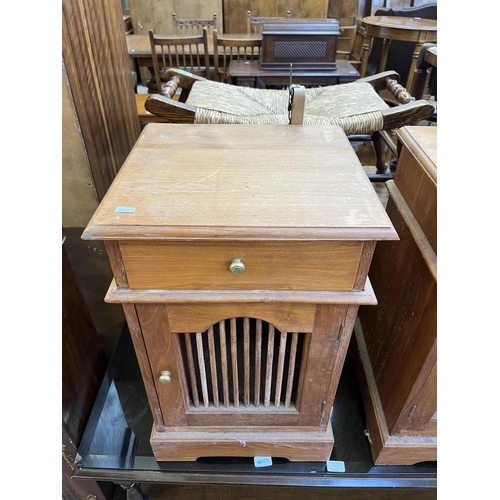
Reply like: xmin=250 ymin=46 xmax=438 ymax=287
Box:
xmin=82 ymin=124 xmax=397 ymax=242
xmin=150 ymin=421 xmax=334 ymax=461
xmin=83 ymin=123 xmax=397 ymax=462
xmin=355 ymin=128 xmax=437 ymax=465
xmin=119 ymin=240 xmax=363 ymax=291
xmin=165 ymin=302 xmax=317 ymax=333
xmin=130 ymin=0 xmax=223 ymax=35
xmin=394 ymin=126 xmax=437 ymax=253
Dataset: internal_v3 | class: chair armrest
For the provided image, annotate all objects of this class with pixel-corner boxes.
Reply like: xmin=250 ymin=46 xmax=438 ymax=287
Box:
xmin=357 ymin=70 xmax=400 ymax=90
xmin=380 ymin=99 xmax=435 ymax=129
xmin=144 ymin=94 xmax=197 ymax=123
xmin=160 ymin=69 xmax=207 ymax=91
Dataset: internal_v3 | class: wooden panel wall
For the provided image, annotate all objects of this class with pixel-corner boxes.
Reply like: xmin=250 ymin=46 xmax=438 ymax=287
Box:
xmin=130 ymin=0 xmax=223 ymax=35
xmin=222 ymin=0 xmax=330 ymax=33
xmin=62 ymin=0 xmax=141 ymax=354
xmin=62 ymin=0 xmax=140 ymax=201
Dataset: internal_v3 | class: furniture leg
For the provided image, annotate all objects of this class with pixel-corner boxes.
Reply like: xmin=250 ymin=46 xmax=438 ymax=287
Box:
xmin=378 ymin=38 xmax=391 ymax=73
xmin=117 ymin=482 xmax=149 ymax=500
xmin=406 ymin=41 xmax=424 ymax=92
xmin=359 ymin=33 xmax=372 ymax=77
xmin=372 ymin=131 xmax=390 ymax=174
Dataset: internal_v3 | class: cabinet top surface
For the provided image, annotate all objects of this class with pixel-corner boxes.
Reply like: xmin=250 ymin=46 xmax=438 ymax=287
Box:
xmin=397 ymin=126 xmax=437 ymax=177
xmin=83 ymin=124 xmax=397 ymax=241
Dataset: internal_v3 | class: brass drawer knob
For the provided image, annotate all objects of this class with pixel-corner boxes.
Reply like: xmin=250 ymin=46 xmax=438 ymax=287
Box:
xmin=159 ymin=371 xmax=172 ymax=384
xmin=229 ymin=258 xmax=245 ymax=275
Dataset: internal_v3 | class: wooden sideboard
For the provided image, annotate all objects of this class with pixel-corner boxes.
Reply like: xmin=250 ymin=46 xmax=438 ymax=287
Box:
xmin=354 ymin=125 xmax=437 ymax=465
xmin=82 ymin=123 xmax=397 ymax=462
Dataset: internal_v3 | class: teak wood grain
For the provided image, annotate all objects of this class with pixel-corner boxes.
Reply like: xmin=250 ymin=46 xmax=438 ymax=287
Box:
xmin=354 ymin=127 xmax=436 ymax=465
xmin=82 ymin=123 xmax=397 ymax=461
xmin=165 ymin=302 xmax=317 ymax=334
xmin=119 ymin=240 xmax=363 ymax=291
xmin=82 ymin=125 xmax=397 ymax=242
xmin=394 ymin=126 xmax=437 ymax=253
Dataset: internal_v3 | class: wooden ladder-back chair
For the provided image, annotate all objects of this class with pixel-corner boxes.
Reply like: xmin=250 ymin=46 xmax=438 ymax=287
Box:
xmin=213 ymin=29 xmax=262 ymax=83
xmin=348 ymin=22 xmax=367 ymax=70
xmin=246 ymin=10 xmax=292 ymax=34
xmin=172 ymin=13 xmax=218 ymax=35
xmin=144 ymin=68 xmax=434 ymax=179
xmin=148 ymin=29 xmax=210 ymax=94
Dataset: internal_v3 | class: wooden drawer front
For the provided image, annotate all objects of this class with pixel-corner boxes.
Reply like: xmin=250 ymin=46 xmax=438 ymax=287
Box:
xmin=120 ymin=240 xmax=363 ymax=291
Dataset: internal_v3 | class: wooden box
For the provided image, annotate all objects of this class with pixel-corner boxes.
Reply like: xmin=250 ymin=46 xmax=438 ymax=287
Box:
xmin=82 ymin=124 xmax=397 ymax=462
xmin=261 ymin=19 xmax=340 ymax=70
xmin=355 ymin=126 xmax=437 ymax=465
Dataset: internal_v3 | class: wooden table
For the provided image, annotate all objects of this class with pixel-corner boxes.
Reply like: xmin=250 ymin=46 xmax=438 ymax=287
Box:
xmin=228 ymin=59 xmax=360 ymax=88
xmin=82 ymin=123 xmax=397 ymax=462
xmin=359 ymin=16 xmax=437 ymax=91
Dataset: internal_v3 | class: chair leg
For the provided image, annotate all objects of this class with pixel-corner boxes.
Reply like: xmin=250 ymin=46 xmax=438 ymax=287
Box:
xmin=372 ymin=131 xmax=390 ymax=174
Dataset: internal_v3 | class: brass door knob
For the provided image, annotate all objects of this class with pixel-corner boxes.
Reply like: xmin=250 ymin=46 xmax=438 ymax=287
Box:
xmin=229 ymin=258 xmax=245 ymax=275
xmin=159 ymin=371 xmax=172 ymax=384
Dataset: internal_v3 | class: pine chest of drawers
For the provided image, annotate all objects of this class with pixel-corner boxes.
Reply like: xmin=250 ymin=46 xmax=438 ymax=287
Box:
xmin=82 ymin=124 xmax=397 ymax=461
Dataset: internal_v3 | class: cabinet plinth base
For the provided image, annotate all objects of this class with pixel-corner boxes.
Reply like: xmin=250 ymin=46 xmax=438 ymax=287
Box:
xmin=150 ymin=421 xmax=334 ymax=462
xmin=352 ymin=320 xmax=437 ymax=465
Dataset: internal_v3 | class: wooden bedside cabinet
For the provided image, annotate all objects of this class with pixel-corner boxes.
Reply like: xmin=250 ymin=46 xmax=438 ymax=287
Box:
xmin=355 ymin=125 xmax=437 ymax=465
xmin=82 ymin=124 xmax=397 ymax=462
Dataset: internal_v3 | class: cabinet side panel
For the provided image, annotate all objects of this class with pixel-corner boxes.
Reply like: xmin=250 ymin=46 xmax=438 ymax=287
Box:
xmin=358 ymin=196 xmax=436 ymax=434
xmin=297 ymin=304 xmax=350 ymax=428
xmin=122 ymin=303 xmax=165 ymax=428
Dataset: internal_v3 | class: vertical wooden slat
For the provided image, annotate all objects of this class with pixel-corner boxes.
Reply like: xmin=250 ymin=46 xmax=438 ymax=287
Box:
xmin=207 ymin=326 xmax=219 ymax=407
xmin=230 ymin=318 xmax=239 ymax=407
xmin=254 ymin=319 xmax=262 ymax=406
xmin=196 ymin=332 xmax=209 ymax=407
xmin=184 ymin=333 xmax=199 ymax=407
xmin=219 ymin=320 xmax=230 ymax=407
xmin=285 ymin=332 xmax=299 ymax=408
xmin=274 ymin=330 xmax=288 ymax=407
xmin=264 ymin=325 xmax=275 ymax=407
xmin=244 ymin=317 xmax=250 ymax=407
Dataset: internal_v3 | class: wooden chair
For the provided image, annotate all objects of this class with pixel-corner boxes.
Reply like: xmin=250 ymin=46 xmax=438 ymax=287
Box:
xmin=347 ymin=22 xmax=367 ymax=70
xmin=246 ymin=10 xmax=291 ymax=34
xmin=409 ymin=43 xmax=437 ymax=100
xmin=409 ymin=42 xmax=437 ymax=123
xmin=213 ymin=29 xmax=262 ymax=83
xmin=144 ymin=68 xmax=435 ymax=178
xmin=148 ymin=29 xmax=210 ymax=93
xmin=172 ymin=13 xmax=217 ymax=35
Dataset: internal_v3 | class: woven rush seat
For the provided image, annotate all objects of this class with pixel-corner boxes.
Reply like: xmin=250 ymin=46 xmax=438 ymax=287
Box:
xmin=187 ymin=80 xmax=386 ymax=134
xmin=144 ymin=68 xmax=435 ymax=177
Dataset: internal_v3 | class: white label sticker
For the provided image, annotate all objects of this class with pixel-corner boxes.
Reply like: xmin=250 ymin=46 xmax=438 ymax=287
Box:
xmin=115 ymin=206 xmax=136 ymax=213
xmin=254 ymin=457 xmax=273 ymax=467
xmin=326 ymin=460 xmax=345 ymax=472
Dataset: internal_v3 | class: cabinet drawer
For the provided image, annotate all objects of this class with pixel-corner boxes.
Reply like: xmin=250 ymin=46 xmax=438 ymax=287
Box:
xmin=120 ymin=240 xmax=363 ymax=291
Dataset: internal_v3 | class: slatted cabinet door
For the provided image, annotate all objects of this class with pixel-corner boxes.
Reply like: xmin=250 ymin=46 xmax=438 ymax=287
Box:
xmin=135 ymin=302 xmax=356 ymax=433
